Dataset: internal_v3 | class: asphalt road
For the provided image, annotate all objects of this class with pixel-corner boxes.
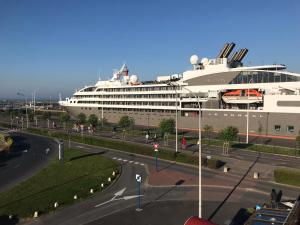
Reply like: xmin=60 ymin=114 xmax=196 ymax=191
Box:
xmin=0 ymin=130 xmax=57 ymax=191
xmin=123 ymin=134 xmax=300 ymax=169
xmin=23 ymin=140 xmax=300 ymax=225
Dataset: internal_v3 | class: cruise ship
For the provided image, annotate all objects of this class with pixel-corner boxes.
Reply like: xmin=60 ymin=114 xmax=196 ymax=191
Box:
xmin=59 ymin=43 xmax=300 ymax=138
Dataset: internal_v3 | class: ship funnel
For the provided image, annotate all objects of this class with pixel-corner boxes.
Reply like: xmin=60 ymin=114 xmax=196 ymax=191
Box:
xmin=236 ymin=48 xmax=248 ymax=62
xmin=222 ymin=42 xmax=235 ymax=58
xmin=217 ymin=43 xmax=229 ymax=58
xmin=217 ymin=42 xmax=235 ymax=58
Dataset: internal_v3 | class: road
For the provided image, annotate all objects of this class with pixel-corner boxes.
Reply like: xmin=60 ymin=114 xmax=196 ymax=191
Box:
xmin=23 ymin=140 xmax=300 ymax=225
xmin=0 ymin=130 xmax=57 ymax=191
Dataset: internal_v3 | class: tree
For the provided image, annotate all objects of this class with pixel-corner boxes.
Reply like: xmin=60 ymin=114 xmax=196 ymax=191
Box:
xmin=218 ymin=126 xmax=239 ymax=156
xmin=60 ymin=112 xmax=70 ymax=130
xmin=42 ymin=111 xmax=51 ymax=128
xmin=118 ymin=115 xmax=135 ymax=139
xmin=88 ymin=114 xmax=98 ymax=129
xmin=159 ymin=118 xmax=175 ymax=146
xmin=99 ymin=117 xmax=108 ymax=128
xmin=77 ymin=113 xmax=86 ymax=124
xmin=0 ymin=133 xmax=13 ymax=152
xmin=27 ymin=109 xmax=34 ymax=122
xmin=203 ymin=124 xmax=213 ymax=144
xmin=42 ymin=111 xmax=51 ymax=120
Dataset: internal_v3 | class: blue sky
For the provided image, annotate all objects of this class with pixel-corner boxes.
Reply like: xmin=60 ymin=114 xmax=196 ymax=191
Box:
xmin=0 ymin=0 xmax=299 ymax=99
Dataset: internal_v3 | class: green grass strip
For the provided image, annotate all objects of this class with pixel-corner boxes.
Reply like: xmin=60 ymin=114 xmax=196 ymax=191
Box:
xmin=274 ymin=168 xmax=300 ymax=187
xmin=0 ymin=148 xmax=119 ymax=218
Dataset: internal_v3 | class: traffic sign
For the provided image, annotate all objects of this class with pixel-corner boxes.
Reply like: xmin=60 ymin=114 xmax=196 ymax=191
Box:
xmin=136 ymin=174 xmax=142 ymax=183
xmin=153 ymin=143 xmax=159 ymax=150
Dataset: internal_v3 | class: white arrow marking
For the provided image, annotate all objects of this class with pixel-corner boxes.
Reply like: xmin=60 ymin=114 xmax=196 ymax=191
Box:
xmin=23 ymin=149 xmax=28 ymax=153
xmin=94 ymin=194 xmax=143 ymax=208
xmin=113 ymin=188 xmax=126 ymax=197
xmin=122 ymin=195 xmax=143 ymax=200
xmin=45 ymin=148 xmax=50 ymax=154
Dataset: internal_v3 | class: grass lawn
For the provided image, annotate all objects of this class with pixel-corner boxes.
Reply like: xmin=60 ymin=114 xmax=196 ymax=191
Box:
xmin=0 ymin=148 xmax=119 ymax=218
xmin=274 ymin=168 xmax=300 ymax=187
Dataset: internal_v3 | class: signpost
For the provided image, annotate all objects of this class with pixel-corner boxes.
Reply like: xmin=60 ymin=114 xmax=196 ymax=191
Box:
xmin=58 ymin=140 xmax=64 ymax=162
xmin=153 ymin=143 xmax=159 ymax=171
xmin=135 ymin=174 xmax=142 ymax=211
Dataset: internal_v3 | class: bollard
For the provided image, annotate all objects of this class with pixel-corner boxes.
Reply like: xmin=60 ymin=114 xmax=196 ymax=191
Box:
xmin=90 ymin=188 xmax=94 ymax=194
xmin=101 ymin=183 xmax=104 ymax=188
xmin=33 ymin=211 xmax=39 ymax=218
xmin=74 ymin=195 xmax=77 ymax=200
xmin=253 ymin=172 xmax=259 ymax=179
xmin=112 ymin=171 xmax=116 ymax=177
xmin=54 ymin=202 xmax=59 ymax=208
xmin=224 ymin=166 xmax=228 ymax=173
xmin=108 ymin=177 xmax=111 ymax=182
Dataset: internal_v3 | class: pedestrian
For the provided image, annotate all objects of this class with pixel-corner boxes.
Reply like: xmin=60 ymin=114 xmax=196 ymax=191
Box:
xmin=153 ymin=133 xmax=157 ymax=142
xmin=145 ymin=134 xmax=149 ymax=143
xmin=181 ymin=136 xmax=187 ymax=150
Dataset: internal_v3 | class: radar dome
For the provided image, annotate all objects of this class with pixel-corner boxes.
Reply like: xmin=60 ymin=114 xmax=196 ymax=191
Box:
xmin=190 ymin=55 xmax=199 ymax=65
xmin=201 ymin=57 xmax=209 ymax=65
xmin=130 ymin=75 xmax=139 ymax=83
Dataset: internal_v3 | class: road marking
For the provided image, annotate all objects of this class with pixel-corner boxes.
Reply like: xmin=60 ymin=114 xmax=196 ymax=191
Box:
xmin=112 ymin=157 xmax=145 ymax=166
xmin=45 ymin=148 xmax=50 ymax=154
xmin=94 ymin=187 xmax=143 ymax=208
xmin=22 ymin=149 xmax=28 ymax=153
xmin=76 ymin=145 xmax=90 ymax=149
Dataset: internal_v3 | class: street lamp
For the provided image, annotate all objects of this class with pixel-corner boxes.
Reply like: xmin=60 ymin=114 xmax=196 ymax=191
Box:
xmin=17 ymin=93 xmax=29 ymax=129
xmin=246 ymin=78 xmax=253 ymax=144
xmin=169 ymin=82 xmax=202 ymax=218
xmin=168 ymin=83 xmax=179 ymax=153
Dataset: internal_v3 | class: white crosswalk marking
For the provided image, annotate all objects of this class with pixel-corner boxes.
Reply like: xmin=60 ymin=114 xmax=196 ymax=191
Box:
xmin=140 ymin=163 xmax=144 ymax=166
xmin=134 ymin=162 xmax=139 ymax=165
xmin=113 ymin=157 xmax=117 ymax=160
xmin=122 ymin=159 xmax=128 ymax=162
xmin=129 ymin=161 xmax=134 ymax=163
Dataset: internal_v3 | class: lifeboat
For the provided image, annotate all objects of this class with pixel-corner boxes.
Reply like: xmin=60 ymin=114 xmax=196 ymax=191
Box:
xmin=222 ymin=89 xmax=263 ymax=104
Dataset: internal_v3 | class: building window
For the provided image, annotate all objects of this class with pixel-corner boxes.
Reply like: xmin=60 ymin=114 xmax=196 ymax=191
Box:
xmin=286 ymin=125 xmax=294 ymax=133
xmin=274 ymin=125 xmax=281 ymax=132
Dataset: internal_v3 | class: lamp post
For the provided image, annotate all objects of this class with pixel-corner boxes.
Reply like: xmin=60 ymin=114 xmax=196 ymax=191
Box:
xmin=17 ymin=93 xmax=29 ymax=129
xmin=169 ymin=82 xmax=202 ymax=218
xmin=101 ymin=88 xmax=104 ymax=127
xmin=246 ymin=78 xmax=253 ymax=144
xmin=168 ymin=83 xmax=179 ymax=153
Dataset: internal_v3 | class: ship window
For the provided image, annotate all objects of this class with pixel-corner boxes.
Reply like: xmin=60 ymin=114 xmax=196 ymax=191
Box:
xmin=274 ymin=125 xmax=281 ymax=132
xmin=286 ymin=125 xmax=294 ymax=133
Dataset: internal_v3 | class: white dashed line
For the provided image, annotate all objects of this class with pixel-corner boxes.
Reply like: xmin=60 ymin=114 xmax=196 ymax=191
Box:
xmin=113 ymin=157 xmax=145 ymax=166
